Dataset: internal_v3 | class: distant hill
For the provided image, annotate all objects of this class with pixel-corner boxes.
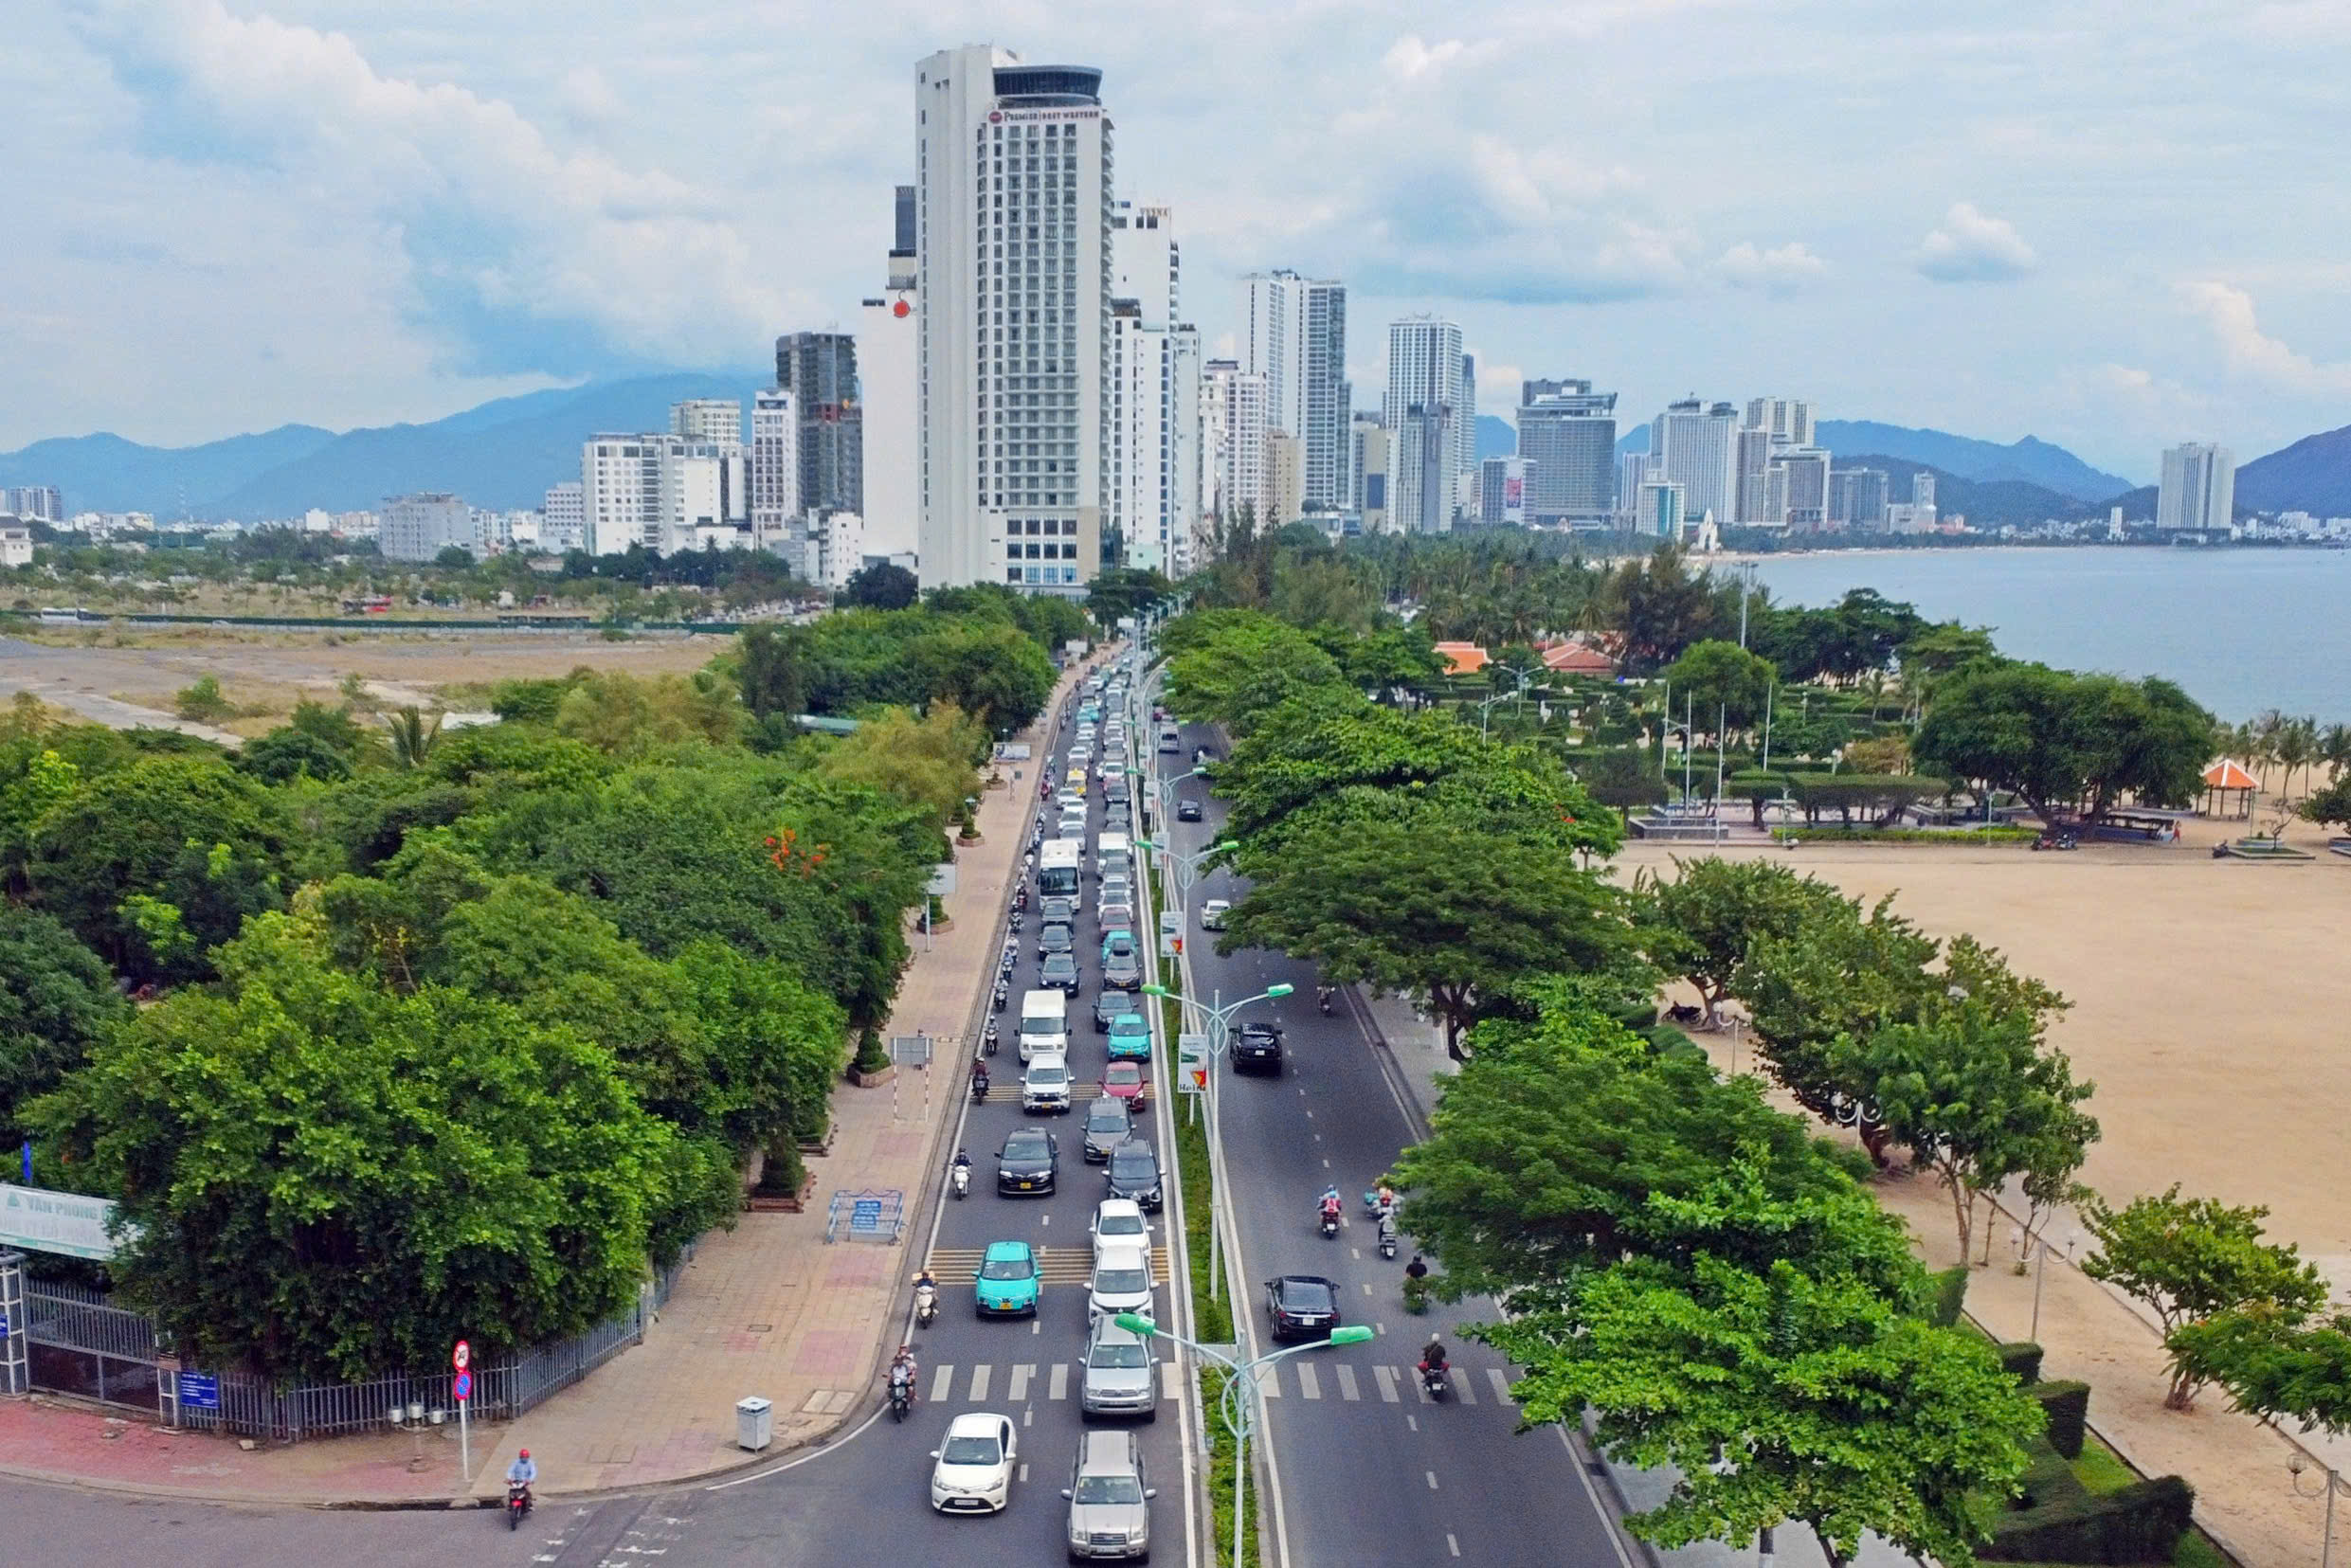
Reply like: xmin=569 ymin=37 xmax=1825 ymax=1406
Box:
xmin=0 ymin=424 xmax=335 ymax=514
xmin=0 ymin=372 xmax=764 ymax=518
xmin=1837 ymin=455 xmax=2086 ymax=530
xmin=1474 ymin=414 xmax=1516 ymax=462
xmin=2236 ymin=423 xmax=2351 ymax=515
xmin=1615 ymin=420 xmax=2134 ymax=503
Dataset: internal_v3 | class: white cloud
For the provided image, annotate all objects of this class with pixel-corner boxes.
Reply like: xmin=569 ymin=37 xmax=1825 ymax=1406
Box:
xmin=1714 ymin=241 xmax=1828 ymax=294
xmin=2179 ymin=280 xmax=2351 ymax=394
xmin=1912 ymin=203 xmax=2037 ymax=283
xmin=1382 ymin=35 xmax=1474 ymax=81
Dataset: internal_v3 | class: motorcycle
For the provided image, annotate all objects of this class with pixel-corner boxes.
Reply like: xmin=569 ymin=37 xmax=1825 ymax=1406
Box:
xmin=889 ymin=1371 xmax=913 ymax=1422
xmin=914 ymin=1282 xmax=938 ymax=1327
xmin=1317 ymin=988 xmax=1333 ymax=1016
xmin=2033 ymin=830 xmax=2079 ymax=852
xmin=993 ymin=983 xmax=1009 ymax=1013
xmin=971 ymin=1074 xmax=990 ymax=1105
xmin=1009 ymin=911 xmax=1023 ymax=932
xmin=951 ymin=1162 xmax=970 ymax=1199
xmin=1378 ymin=1221 xmax=1399 ymax=1260
xmin=506 ymin=1481 xmax=532 ymax=1530
xmin=984 ymin=1021 xmax=1001 ymax=1055
xmin=1418 ymin=1361 xmax=1449 ymax=1401
xmin=1318 ymin=1204 xmax=1341 ymax=1239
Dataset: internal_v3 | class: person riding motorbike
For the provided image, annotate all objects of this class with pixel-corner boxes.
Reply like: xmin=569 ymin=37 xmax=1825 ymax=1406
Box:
xmin=1317 ymin=985 xmax=1333 ymax=1014
xmin=506 ymin=1448 xmax=537 ymax=1513
xmin=1317 ymin=1187 xmax=1343 ymax=1229
xmin=889 ymin=1344 xmax=919 ymax=1408
xmin=1403 ymin=1253 xmax=1430 ymax=1284
xmin=1420 ymin=1337 xmax=1448 ymax=1371
xmin=1377 ymin=1211 xmax=1399 ymax=1251
xmin=913 ymin=1268 xmax=940 ymax=1324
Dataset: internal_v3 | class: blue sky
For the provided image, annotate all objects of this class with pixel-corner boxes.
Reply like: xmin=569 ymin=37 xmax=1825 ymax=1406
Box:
xmin=9 ymin=0 xmax=2351 ymax=479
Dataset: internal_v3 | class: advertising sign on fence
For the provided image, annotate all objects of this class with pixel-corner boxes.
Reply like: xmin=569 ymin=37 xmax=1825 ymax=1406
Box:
xmin=0 ymin=1183 xmax=122 ymax=1261
xmin=177 ymin=1372 xmax=220 ymax=1410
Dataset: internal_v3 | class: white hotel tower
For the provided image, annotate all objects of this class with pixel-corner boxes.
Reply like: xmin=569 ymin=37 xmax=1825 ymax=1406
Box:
xmin=915 ymin=45 xmax=1112 ymax=593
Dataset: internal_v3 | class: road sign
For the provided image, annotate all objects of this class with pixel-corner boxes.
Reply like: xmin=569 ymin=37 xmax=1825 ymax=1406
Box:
xmin=452 ymin=1369 xmax=472 ymax=1402
xmin=824 ymin=1188 xmax=905 ymax=1243
xmin=1176 ymin=1034 xmax=1207 ymax=1094
xmin=177 ymin=1371 xmax=220 ymax=1410
xmin=452 ymin=1339 xmax=470 ymax=1371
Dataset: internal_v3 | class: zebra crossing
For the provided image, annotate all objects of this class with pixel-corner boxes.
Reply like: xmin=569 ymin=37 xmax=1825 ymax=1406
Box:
xmin=906 ymin=1357 xmax=1519 ymax=1409
xmin=925 ymin=1244 xmax=1172 ymax=1285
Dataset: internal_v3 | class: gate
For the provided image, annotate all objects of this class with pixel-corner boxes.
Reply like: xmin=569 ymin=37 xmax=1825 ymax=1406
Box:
xmin=20 ymin=1275 xmax=160 ymax=1415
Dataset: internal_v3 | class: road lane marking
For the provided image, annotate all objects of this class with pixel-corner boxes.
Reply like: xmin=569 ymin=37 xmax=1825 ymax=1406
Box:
xmin=1322 ymin=1158 xmax=1330 ymax=1169
xmin=1161 ymin=1362 xmax=1180 ymax=1399
xmin=1487 ymin=1369 xmax=1514 ymax=1406
xmin=1019 ymin=1463 xmax=1029 ymax=1483
xmin=1348 ymin=1247 xmax=1360 ymax=1260
xmin=1362 ymin=1283 xmax=1372 ymax=1295
xmin=1257 ymin=1364 xmax=1281 ymax=1397
xmin=1008 ymin=1363 xmax=1034 ymax=1401
xmin=1406 ymin=1414 xmax=1418 ymax=1432
xmin=1296 ymin=1362 xmax=1321 ymax=1400
xmin=1456 ymin=1370 xmax=1475 ymax=1405
xmin=1448 ymin=1533 xmax=1461 ymax=1557
xmin=1335 ymin=1364 xmax=1359 ymax=1401
xmin=1049 ymin=1363 xmax=1069 ymax=1400
xmin=1426 ymin=1470 xmax=1438 ymax=1489
xmin=1374 ymin=1365 xmax=1400 ymax=1402
xmin=930 ymin=1365 xmax=952 ymax=1402
xmin=969 ymin=1364 xmax=990 ymax=1400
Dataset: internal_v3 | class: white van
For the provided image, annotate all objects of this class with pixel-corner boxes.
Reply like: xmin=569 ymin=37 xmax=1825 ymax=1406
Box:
xmin=1095 ymin=832 xmax=1131 ymax=881
xmin=1019 ymin=988 xmax=1070 ymax=1064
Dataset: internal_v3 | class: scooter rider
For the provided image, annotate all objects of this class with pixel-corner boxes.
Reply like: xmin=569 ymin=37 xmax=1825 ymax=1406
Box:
xmin=506 ymin=1448 xmax=537 ymax=1512
xmin=1420 ymin=1337 xmax=1449 ymax=1375
xmin=889 ymin=1343 xmax=919 ymax=1407
xmin=1377 ymin=1211 xmax=1399 ymax=1251
xmin=1317 ymin=1186 xmax=1343 ymax=1228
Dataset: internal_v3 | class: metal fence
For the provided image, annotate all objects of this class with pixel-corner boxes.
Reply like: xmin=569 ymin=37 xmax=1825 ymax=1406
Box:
xmin=19 ymin=1236 xmax=700 ymax=1442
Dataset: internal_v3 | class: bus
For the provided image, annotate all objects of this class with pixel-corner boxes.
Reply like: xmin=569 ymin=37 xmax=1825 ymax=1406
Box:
xmin=1038 ymin=838 xmax=1083 ymax=899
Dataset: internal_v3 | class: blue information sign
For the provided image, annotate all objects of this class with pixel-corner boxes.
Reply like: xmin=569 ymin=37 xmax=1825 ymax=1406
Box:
xmin=177 ymin=1372 xmax=220 ymax=1410
xmin=849 ymin=1198 xmax=884 ymax=1234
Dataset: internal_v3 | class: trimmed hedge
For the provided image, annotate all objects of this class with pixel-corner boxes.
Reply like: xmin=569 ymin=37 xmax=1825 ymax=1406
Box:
xmin=2036 ymin=1379 xmax=2090 ymax=1461
xmin=1927 ymin=1264 xmax=1970 ymax=1328
xmin=1983 ymin=1476 xmax=2196 ymax=1564
xmin=1788 ymin=772 xmax=1942 ymax=824
xmin=1998 ymin=1342 xmax=2047 ymax=1385
xmin=1771 ymin=826 xmax=2038 ymax=845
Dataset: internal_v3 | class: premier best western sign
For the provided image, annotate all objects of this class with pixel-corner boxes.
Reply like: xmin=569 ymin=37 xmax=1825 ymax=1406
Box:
xmin=0 ymin=1182 xmax=124 ymax=1261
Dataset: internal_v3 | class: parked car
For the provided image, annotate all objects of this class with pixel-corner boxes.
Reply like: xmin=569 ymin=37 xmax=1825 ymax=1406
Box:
xmin=995 ymin=1127 xmax=1058 ymax=1195
xmin=975 ymin=1240 xmax=1041 ymax=1317
xmin=931 ymin=1411 xmax=1018 ymax=1512
xmin=1079 ymin=1313 xmax=1159 ymax=1421
xmin=1104 ymin=1139 xmax=1163 ymax=1212
xmin=1175 ymin=798 xmax=1203 ymax=822
xmin=1105 ymin=1013 xmax=1151 ymax=1061
xmin=1232 ymin=1021 xmax=1284 ymax=1075
xmin=1264 ymin=1274 xmax=1341 ymax=1342
xmin=1094 ymin=988 xmax=1137 ymax=1033
xmin=1081 ymin=1098 xmax=1132 ymax=1162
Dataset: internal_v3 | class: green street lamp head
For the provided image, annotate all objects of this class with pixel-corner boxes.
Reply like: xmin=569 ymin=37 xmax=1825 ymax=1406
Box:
xmin=1134 ymin=838 xmax=1158 ymax=852
xmin=1141 ymin=983 xmax=1173 ymax=999
xmin=1265 ymin=983 xmax=1294 ymax=999
xmin=1215 ymin=839 xmax=1239 ymax=853
xmin=1325 ymin=1325 xmax=1375 ymax=1346
xmin=1113 ymin=1312 xmax=1160 ymax=1338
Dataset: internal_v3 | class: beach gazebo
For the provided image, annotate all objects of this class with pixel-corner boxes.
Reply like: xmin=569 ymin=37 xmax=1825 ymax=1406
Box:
xmin=2200 ymin=759 xmax=2257 ymax=820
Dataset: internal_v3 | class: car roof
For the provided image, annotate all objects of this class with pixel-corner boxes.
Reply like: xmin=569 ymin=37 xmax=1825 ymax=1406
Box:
xmin=1004 ymin=1126 xmax=1053 ymax=1144
xmin=947 ymin=1411 xmax=1007 ymax=1437
xmin=1087 ymin=1099 xmax=1129 ymax=1119
xmin=1110 ymin=1138 xmax=1154 ymax=1159
xmin=1088 ymin=1314 xmax=1148 ymax=1346
xmin=1077 ymin=1429 xmax=1138 ymax=1469
xmin=1111 ymin=1013 xmax=1147 ymax=1028
xmin=1094 ymin=1239 xmax=1148 ymax=1265
xmin=1095 ymin=1197 xmax=1144 ymax=1219
xmin=1273 ymin=1272 xmax=1337 ymax=1294
xmin=984 ymin=1239 xmax=1034 ymax=1259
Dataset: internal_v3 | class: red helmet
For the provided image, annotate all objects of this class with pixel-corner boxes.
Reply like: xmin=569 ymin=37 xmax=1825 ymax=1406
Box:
xmin=517 ymin=1449 xmax=530 ymax=1459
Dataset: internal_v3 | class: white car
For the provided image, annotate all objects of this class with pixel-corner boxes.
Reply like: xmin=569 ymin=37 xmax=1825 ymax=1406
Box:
xmin=931 ymin=1411 xmax=1018 ymax=1513
xmin=1091 ymin=1198 xmax=1150 ymax=1266
xmin=1023 ymin=1052 xmax=1074 ymax=1114
xmin=1199 ymin=899 xmax=1231 ymax=931
xmin=1089 ymin=1243 xmax=1156 ymax=1322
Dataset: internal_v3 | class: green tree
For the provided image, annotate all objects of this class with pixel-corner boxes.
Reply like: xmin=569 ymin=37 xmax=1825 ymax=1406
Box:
xmin=0 ymin=737 xmax=79 ymax=893
xmin=554 ymin=671 xmax=743 ymax=753
xmin=27 ymin=912 xmax=680 ymax=1380
xmin=285 ymin=698 xmax=371 ymax=760
xmin=1597 ymin=544 xmax=1725 ymax=674
xmin=2300 ymin=775 xmax=2351 ymax=835
xmin=1637 ymin=856 xmax=1846 ymax=1026
xmin=233 ymin=725 xmax=354 ymax=784
xmin=1489 ymin=1253 xmax=2039 ymax=1568
xmin=27 ymin=756 xmax=291 ymax=982
xmin=174 ymin=674 xmax=235 ymax=723
xmin=840 ymin=562 xmax=919 ymax=610
xmin=2172 ymin=1304 xmax=2351 ymax=1435
xmin=736 ymin=623 xmax=814 ymax=720
xmin=1660 ymin=640 xmax=1777 ymax=730
xmin=384 ymin=706 xmax=443 ymax=769
xmin=905 ymin=621 xmax=1055 ymax=734
xmin=1161 ymin=609 xmax=1348 ymax=732
xmin=1224 ymin=808 xmax=1628 ymax=1059
xmin=0 ymin=908 xmax=130 ymax=1144
xmin=433 ymin=544 xmax=476 ymax=569
xmin=2082 ymin=1183 xmax=2328 ymax=1409
xmin=815 ymin=703 xmax=985 ymax=822
xmin=1915 ymin=663 xmax=2215 ymax=821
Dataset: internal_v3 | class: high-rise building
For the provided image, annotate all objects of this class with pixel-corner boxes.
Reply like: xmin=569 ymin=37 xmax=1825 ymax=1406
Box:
xmin=2157 ymin=443 xmax=2234 ymax=532
xmin=1514 ymin=379 xmax=1617 ymax=526
xmin=671 ymin=398 xmax=747 ymax=537
xmin=1619 ymin=450 xmax=1652 ymax=523
xmin=1239 ymin=271 xmax=1350 ymax=510
xmin=1912 ymin=470 xmax=1938 ymax=510
xmin=379 ymin=493 xmax=474 ymax=562
xmin=1457 ymin=352 xmax=1477 ymax=480
xmin=2 ymin=486 xmax=63 ymax=523
xmin=1351 ymin=413 xmax=1390 ymax=532
xmin=1650 ymin=399 xmax=1739 ymax=525
xmin=1636 ymin=478 xmax=1687 ymax=540
xmin=1772 ymin=446 xmax=1832 ymax=532
xmin=541 ymin=480 xmax=586 ymax=553
xmin=915 ymin=45 xmax=1112 ymax=592
xmin=1204 ymin=359 xmax=1269 ymax=526
xmin=750 ymin=388 xmax=801 ymax=552
xmin=1479 ymin=456 xmax=1532 ymax=526
xmin=1743 ymin=396 xmax=1816 ymax=448
xmin=859 ymin=187 xmax=921 ymax=563
xmin=1166 ymin=328 xmax=1203 ymax=574
xmin=1108 ymin=203 xmax=1202 ymax=573
xmin=1828 ymin=468 xmax=1890 ymax=530
xmin=774 ymin=333 xmax=862 ymax=519
xmin=1733 ymin=426 xmax=1778 ymax=525
xmin=1385 ymin=317 xmax=1465 ymax=530
xmin=670 ymin=399 xmax=743 ymax=447
xmin=582 ymin=433 xmax=744 ymax=556
xmin=1263 ymin=431 xmax=1305 ymax=528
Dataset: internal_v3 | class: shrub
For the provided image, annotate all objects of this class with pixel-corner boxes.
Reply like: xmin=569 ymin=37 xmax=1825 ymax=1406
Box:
xmin=1927 ymin=1264 xmax=1969 ymax=1327
xmin=1998 ymin=1341 xmax=2046 ymax=1385
xmin=1769 ymin=826 xmax=2037 ymax=845
xmin=2035 ymin=1379 xmax=2090 ymax=1460
xmin=1983 ymin=1476 xmax=2195 ymax=1564
xmin=1787 ymin=771 xmax=1940 ymax=826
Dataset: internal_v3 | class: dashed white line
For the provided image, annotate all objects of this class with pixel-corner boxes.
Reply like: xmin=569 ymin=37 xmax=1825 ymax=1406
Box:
xmin=1296 ymin=1362 xmax=1321 ymax=1399
xmin=1426 ymin=1469 xmax=1439 ymax=1489
xmin=1049 ymin=1362 xmax=1069 ymax=1400
xmin=969 ymin=1364 xmax=990 ymax=1400
xmin=1448 ymin=1532 xmax=1462 ymax=1557
xmin=930 ymin=1364 xmax=952 ymax=1402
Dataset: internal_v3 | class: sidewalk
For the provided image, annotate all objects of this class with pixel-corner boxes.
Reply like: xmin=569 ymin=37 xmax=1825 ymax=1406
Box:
xmin=0 ymin=657 xmax=1102 ymax=1507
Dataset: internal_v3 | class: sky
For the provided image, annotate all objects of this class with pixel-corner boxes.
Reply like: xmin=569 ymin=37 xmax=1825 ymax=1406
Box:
xmin=9 ymin=0 xmax=2351 ymax=481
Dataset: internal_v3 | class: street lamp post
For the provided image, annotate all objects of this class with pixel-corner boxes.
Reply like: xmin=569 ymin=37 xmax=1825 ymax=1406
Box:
xmin=2292 ymin=1454 xmax=2351 ymax=1568
xmin=1474 ymin=668 xmax=1536 ymax=742
xmin=1130 ymin=765 xmax=1202 ymax=834
xmin=1115 ymin=1312 xmax=1373 ymax=1568
xmin=1142 ymin=979 xmax=1290 ymax=1303
xmin=1135 ymin=835 xmax=1234 ymax=903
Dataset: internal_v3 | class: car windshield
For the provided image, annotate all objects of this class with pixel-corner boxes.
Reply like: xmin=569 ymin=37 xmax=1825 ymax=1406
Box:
xmin=1111 ymin=1152 xmax=1156 ymax=1179
xmin=980 ymin=1255 xmax=1034 ymax=1280
xmin=942 ymin=1435 xmax=1002 ymax=1465
xmin=1074 ymin=1474 xmax=1145 ymax=1505
xmin=1089 ymin=1341 xmax=1148 ymax=1368
xmin=1088 ymin=1105 xmax=1127 ymax=1129
xmin=1004 ymin=1132 xmax=1049 ymax=1156
xmin=1029 ymin=1066 xmax=1068 ymax=1085
xmin=1021 ymin=1016 xmax=1061 ymax=1036
xmin=1094 ymin=1267 xmax=1148 ymax=1292
xmin=1280 ymin=1281 xmax=1334 ymax=1310
xmin=1098 ymin=1212 xmax=1145 ymax=1236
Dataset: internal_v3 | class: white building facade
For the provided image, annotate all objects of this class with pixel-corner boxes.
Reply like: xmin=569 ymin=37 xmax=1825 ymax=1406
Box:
xmin=379 ymin=493 xmax=474 ymax=562
xmin=1239 ymin=271 xmax=1349 ymax=510
xmin=1651 ymin=399 xmax=1740 ymax=527
xmin=751 ymin=388 xmax=801 ymax=553
xmin=858 ymin=187 xmax=921 ymax=564
xmin=1385 ymin=317 xmax=1465 ymax=531
xmin=1204 ymin=358 xmax=1269 ymax=527
xmin=2158 ymin=442 xmax=2234 ymax=532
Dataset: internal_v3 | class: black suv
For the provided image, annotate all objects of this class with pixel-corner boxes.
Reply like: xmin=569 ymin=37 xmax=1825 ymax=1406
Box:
xmin=1094 ymin=988 xmax=1137 ymax=1034
xmin=1232 ymin=1022 xmax=1283 ymax=1075
xmin=1265 ymin=1274 xmax=1341 ymax=1342
xmin=1175 ymin=798 xmax=1203 ymax=822
xmin=1104 ymin=1139 xmax=1163 ymax=1212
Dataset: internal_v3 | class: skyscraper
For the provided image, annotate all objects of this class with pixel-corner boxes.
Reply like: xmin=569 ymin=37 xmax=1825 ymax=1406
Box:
xmin=1828 ymin=468 xmax=1890 ymax=530
xmin=1203 ymin=359 xmax=1269 ymax=526
xmin=1743 ymin=396 xmax=1816 ymax=448
xmin=1514 ymin=379 xmax=1618 ymax=526
xmin=859 ymin=187 xmax=920 ymax=562
xmin=1457 ymin=352 xmax=1477 ymax=480
xmin=774 ymin=333 xmax=862 ymax=518
xmin=1109 ymin=203 xmax=1202 ymax=574
xmin=1651 ymin=399 xmax=1739 ymax=524
xmin=2157 ymin=443 xmax=2234 ymax=532
xmin=670 ymin=399 xmax=743 ymax=447
xmin=1385 ymin=317 xmax=1464 ymax=531
xmin=915 ymin=45 xmax=1112 ymax=591
xmin=1772 ymin=446 xmax=1832 ymax=532
xmin=750 ymin=388 xmax=800 ymax=551
xmin=1352 ymin=413 xmax=1391 ymax=533
xmin=1239 ymin=271 xmax=1350 ymax=510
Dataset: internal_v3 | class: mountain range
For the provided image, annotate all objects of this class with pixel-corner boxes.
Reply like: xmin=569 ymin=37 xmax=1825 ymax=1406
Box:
xmin=6 ymin=379 xmax=2345 ymax=523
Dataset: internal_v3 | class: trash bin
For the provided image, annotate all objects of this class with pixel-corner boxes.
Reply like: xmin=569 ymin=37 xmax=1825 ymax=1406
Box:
xmin=735 ymin=1396 xmax=773 ymax=1451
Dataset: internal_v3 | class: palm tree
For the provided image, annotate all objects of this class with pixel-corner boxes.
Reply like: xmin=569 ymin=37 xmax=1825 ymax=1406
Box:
xmin=2273 ymin=717 xmax=2316 ymax=804
xmin=385 ymin=706 xmax=443 ymax=770
xmin=2321 ymin=722 xmax=2351 ymax=784
xmin=2250 ymin=709 xmax=2287 ymax=789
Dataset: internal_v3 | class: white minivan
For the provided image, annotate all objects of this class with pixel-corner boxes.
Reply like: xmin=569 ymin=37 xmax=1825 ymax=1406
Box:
xmin=1096 ymin=832 xmax=1131 ymax=881
xmin=1020 ymin=988 xmax=1070 ymax=1064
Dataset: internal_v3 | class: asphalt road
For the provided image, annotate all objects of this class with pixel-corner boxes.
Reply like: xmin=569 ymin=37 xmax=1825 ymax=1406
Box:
xmin=1153 ymin=700 xmax=1637 ymax=1568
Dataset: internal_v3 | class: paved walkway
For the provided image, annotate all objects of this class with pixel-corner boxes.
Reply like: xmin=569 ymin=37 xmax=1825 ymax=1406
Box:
xmin=0 ymin=656 xmax=1104 ymax=1506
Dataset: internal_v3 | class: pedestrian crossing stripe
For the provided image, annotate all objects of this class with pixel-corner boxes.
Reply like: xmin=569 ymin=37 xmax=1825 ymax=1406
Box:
xmin=897 ymin=1360 xmax=1519 ymax=1409
xmin=924 ymin=1245 xmax=1171 ymax=1286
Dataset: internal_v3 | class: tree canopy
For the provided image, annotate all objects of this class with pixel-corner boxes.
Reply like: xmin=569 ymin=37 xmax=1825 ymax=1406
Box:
xmin=1915 ymin=662 xmax=2215 ymax=820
